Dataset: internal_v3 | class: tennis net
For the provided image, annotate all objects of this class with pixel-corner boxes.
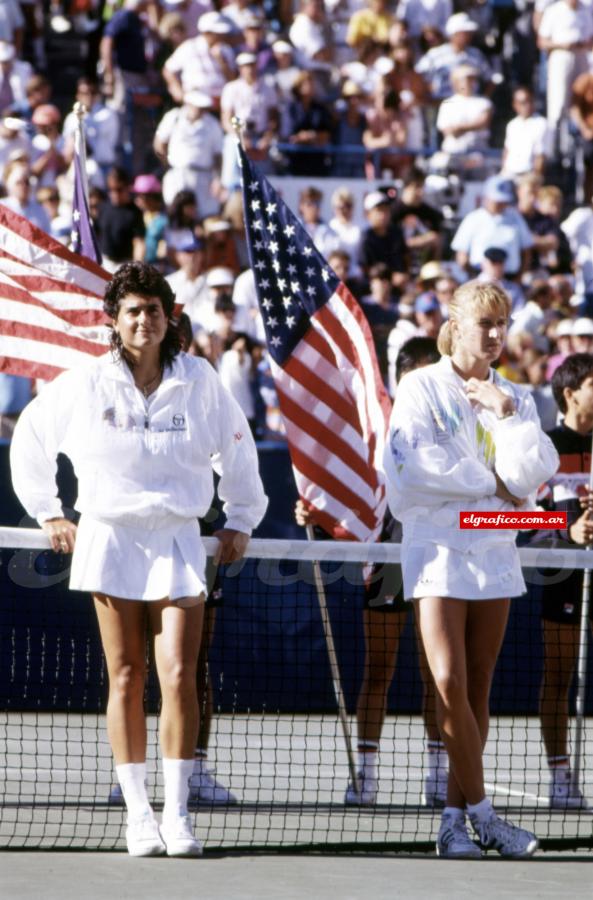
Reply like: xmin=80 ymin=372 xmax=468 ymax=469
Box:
xmin=1 ymin=528 xmax=592 ymax=853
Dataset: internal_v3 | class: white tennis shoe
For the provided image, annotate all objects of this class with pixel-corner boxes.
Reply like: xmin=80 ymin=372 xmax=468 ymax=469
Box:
xmin=188 ymin=769 xmax=238 ymax=805
xmin=470 ymin=812 xmax=538 ymax=858
xmin=436 ymin=813 xmax=482 ymax=859
xmin=125 ymin=811 xmax=166 ymax=857
xmin=423 ymin=771 xmax=448 ymax=808
xmin=549 ymin=770 xmax=589 ymax=809
xmin=160 ymin=814 xmax=203 ymax=857
xmin=344 ymin=771 xmax=378 ymax=806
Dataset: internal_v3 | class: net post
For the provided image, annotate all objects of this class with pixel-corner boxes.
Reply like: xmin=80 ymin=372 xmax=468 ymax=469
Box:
xmin=305 ymin=525 xmax=359 ymax=796
xmin=571 ymin=437 xmax=593 ymax=796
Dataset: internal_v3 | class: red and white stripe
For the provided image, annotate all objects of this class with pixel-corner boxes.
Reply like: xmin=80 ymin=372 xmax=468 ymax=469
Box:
xmin=273 ymin=283 xmax=392 ymax=542
xmin=0 ymin=206 xmax=110 ymax=381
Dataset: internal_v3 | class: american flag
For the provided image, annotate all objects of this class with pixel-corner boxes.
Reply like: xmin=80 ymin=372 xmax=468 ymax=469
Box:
xmin=70 ymin=121 xmax=102 ymax=265
xmin=0 ymin=205 xmax=109 ymax=381
xmin=239 ymin=144 xmax=391 ymax=541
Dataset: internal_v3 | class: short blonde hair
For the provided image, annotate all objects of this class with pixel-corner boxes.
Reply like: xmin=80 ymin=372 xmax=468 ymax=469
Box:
xmin=437 ymin=280 xmax=511 ymax=356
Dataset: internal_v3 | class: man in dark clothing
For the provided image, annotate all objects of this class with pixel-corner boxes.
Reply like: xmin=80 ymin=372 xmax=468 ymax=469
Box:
xmin=393 ymin=169 xmax=443 ymax=279
xmin=539 ymin=353 xmax=593 ymax=811
xmin=359 ymin=191 xmax=407 ymax=290
xmin=98 ymin=167 xmax=145 ymax=267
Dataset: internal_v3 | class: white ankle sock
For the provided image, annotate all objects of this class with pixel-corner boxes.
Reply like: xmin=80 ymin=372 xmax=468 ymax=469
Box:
xmin=357 ymin=746 xmax=378 ymax=779
xmin=466 ymin=797 xmax=493 ymax=824
xmin=115 ymin=762 xmax=151 ymax=820
xmin=443 ymin=805 xmax=464 ymax=820
xmin=548 ymin=758 xmax=570 ymax=783
xmin=162 ymin=758 xmax=194 ymax=821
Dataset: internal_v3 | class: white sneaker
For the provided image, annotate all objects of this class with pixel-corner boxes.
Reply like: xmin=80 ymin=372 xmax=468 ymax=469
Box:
xmin=423 ymin=771 xmax=448 ymax=807
xmin=188 ymin=769 xmax=237 ymax=805
xmin=344 ymin=771 xmax=377 ymax=805
xmin=160 ymin=814 xmax=203 ymax=857
xmin=125 ymin=811 xmax=166 ymax=857
xmin=470 ymin=812 xmax=539 ymax=858
xmin=108 ymin=784 xmax=124 ymax=804
xmin=549 ymin=771 xmax=589 ymax=809
xmin=436 ymin=813 xmax=482 ymax=859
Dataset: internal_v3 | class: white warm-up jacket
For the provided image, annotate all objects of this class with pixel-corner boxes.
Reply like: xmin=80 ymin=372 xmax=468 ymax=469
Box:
xmin=11 ymin=352 xmax=268 ymax=534
xmin=383 ymin=356 xmax=559 ymax=552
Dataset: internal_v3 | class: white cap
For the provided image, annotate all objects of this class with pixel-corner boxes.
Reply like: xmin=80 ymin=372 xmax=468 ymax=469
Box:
xmin=555 ymin=319 xmax=574 ymax=337
xmin=184 ymin=90 xmax=212 ymax=108
xmin=572 ymin=317 xmax=593 ymax=336
xmin=272 ymin=40 xmax=293 ymax=54
xmin=364 ymin=190 xmax=390 ymax=212
xmin=445 ymin=12 xmax=478 ymax=37
xmin=198 ymin=11 xmax=233 ymax=34
xmin=207 ymin=266 xmax=235 ymax=287
xmin=0 ymin=41 xmax=16 ymax=63
xmin=236 ymin=51 xmax=257 ymax=66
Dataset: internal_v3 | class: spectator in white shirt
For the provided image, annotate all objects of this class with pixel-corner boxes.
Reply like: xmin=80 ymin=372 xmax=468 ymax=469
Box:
xmin=154 ymin=90 xmax=223 ymax=216
xmin=416 ymin=12 xmax=492 ymax=101
xmin=436 ymin=64 xmax=492 ymax=158
xmin=62 ymin=78 xmax=120 ymax=177
xmin=166 ymin=233 xmax=211 ymax=331
xmin=0 ymin=41 xmax=32 ymax=113
xmin=537 ymin=0 xmax=593 ymax=129
xmin=163 ymin=10 xmax=236 ymax=108
xmin=298 ymin=186 xmax=340 ymax=259
xmin=328 ymin=187 xmax=362 ymax=277
xmin=502 ymin=87 xmax=551 ymax=178
xmin=289 ymin=0 xmax=334 ymax=69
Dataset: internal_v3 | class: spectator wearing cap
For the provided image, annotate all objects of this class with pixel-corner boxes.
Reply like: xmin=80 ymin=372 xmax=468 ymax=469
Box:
xmin=154 ymin=90 xmax=223 ymax=216
xmin=163 ymin=10 xmax=236 ymax=108
xmin=393 ymin=168 xmax=443 ymax=279
xmin=571 ymin=317 xmax=593 ymax=353
xmin=283 ymin=70 xmax=333 ymax=176
xmin=62 ymin=78 xmax=120 ymax=178
xmin=502 ymin=87 xmax=552 ymax=179
xmin=478 ymin=247 xmax=526 ymax=315
xmin=517 ymin=178 xmax=572 ymax=275
xmin=30 ymin=104 xmax=66 ymax=187
xmin=346 ymin=0 xmax=394 ymax=53
xmin=266 ymin=40 xmax=300 ymax=114
xmin=289 ymin=0 xmax=334 ymax=71
xmin=413 ymin=290 xmax=444 ymax=340
xmin=166 ymin=234 xmax=210 ymax=330
xmin=363 ymin=75 xmax=410 ymax=179
xmin=235 ymin=14 xmax=275 ymax=77
xmin=297 ymin=186 xmax=340 ymax=260
xmin=0 ymin=160 xmax=50 ymax=231
xmin=360 ymin=190 xmax=407 ymax=289
xmin=132 ymin=174 xmax=167 ymax=265
xmin=546 ymin=317 xmax=574 ymax=379
xmin=509 ymin=280 xmax=555 ymax=338
xmin=435 ymin=64 xmax=492 ymax=161
xmin=97 ymin=166 xmax=145 ymax=270
xmin=159 ymin=0 xmax=212 ymax=40
xmin=330 ymin=80 xmax=366 ymax=178
xmin=360 ymin=261 xmax=400 ymax=382
xmin=328 ymin=187 xmax=362 ymax=277
xmin=451 ymin=175 xmax=533 ymax=278
xmin=203 ymin=217 xmax=240 ymax=273
xmin=537 ymin=0 xmax=593 ymax=130
xmin=0 ymin=41 xmax=32 ymax=115
xmin=99 ymin=0 xmax=151 ymax=112
xmin=0 ymin=114 xmax=31 ymax=180
xmin=220 ymin=50 xmax=279 ymax=190
xmin=415 ymin=11 xmax=492 ymax=102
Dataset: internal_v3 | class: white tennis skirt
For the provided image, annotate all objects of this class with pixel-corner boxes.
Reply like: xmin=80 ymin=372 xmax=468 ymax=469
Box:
xmin=402 ymin=537 xmax=526 ymax=601
xmin=69 ymin=514 xmax=207 ymax=602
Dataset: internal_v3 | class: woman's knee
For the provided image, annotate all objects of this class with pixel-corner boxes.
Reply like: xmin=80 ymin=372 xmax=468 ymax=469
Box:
xmin=158 ymin=658 xmax=197 ymax=699
xmin=109 ymin=661 xmax=146 ymax=702
xmin=432 ymin=668 xmax=465 ymax=708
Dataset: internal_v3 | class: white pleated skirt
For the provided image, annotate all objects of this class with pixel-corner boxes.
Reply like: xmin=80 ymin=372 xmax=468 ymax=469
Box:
xmin=402 ymin=537 xmax=526 ymax=601
xmin=69 ymin=514 xmax=207 ymax=601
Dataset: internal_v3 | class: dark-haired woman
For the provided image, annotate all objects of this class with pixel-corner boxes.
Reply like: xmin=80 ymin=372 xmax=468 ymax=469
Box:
xmin=11 ymin=262 xmax=267 ymax=857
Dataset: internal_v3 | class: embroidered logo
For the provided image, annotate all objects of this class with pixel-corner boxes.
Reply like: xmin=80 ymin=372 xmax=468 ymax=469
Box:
xmin=234 ymin=431 xmax=243 ymax=441
xmin=172 ymin=414 xmax=185 ymax=428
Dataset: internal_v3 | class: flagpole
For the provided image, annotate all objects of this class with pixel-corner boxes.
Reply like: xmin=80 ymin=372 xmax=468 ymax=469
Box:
xmin=306 ymin=526 xmax=360 ymax=797
xmin=73 ymin=101 xmax=91 ymax=203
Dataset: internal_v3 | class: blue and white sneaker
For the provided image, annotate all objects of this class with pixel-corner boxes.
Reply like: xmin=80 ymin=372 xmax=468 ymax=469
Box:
xmin=436 ymin=812 xmax=482 ymax=859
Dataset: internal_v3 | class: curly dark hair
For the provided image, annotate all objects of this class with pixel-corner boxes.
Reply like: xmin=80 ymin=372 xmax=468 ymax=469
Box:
xmin=552 ymin=352 xmax=593 ymax=414
xmin=103 ymin=261 xmax=181 ymax=367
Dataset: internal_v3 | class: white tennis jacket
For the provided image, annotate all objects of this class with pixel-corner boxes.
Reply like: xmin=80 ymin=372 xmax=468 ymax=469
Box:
xmin=11 ymin=352 xmax=268 ymax=534
xmin=384 ymin=356 xmax=559 ymax=551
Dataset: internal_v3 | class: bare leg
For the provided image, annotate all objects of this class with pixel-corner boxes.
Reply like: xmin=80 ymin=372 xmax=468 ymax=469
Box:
xmin=93 ymin=594 xmax=148 ymax=763
xmin=539 ymin=619 xmax=579 ymax=759
xmin=149 ymin=599 xmax=204 ymax=759
xmin=356 ymin=609 xmax=404 ymax=744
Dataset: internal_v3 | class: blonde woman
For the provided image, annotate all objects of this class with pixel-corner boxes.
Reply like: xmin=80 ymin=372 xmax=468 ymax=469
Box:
xmin=384 ymin=281 xmax=559 ymax=858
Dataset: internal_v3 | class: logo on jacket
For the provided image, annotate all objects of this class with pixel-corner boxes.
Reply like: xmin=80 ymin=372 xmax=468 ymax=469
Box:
xmin=172 ymin=414 xmax=185 ymax=428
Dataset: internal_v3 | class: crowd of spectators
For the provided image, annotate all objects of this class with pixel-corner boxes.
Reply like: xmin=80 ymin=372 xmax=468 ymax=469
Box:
xmin=3 ymin=0 xmax=593 ymax=442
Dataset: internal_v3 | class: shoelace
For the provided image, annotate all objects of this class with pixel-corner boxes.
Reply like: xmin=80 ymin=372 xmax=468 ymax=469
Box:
xmin=442 ymin=818 xmax=473 ymax=849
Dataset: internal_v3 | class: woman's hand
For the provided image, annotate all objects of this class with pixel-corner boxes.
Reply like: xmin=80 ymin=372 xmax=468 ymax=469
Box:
xmin=213 ymin=528 xmax=249 ymax=565
xmin=465 ymin=379 xmax=516 ymax=419
xmin=569 ymin=510 xmax=593 ymax=545
xmin=295 ymin=499 xmax=316 ymax=527
xmin=494 ymin=473 xmax=526 ymax=507
xmin=41 ymin=517 xmax=77 ymax=554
